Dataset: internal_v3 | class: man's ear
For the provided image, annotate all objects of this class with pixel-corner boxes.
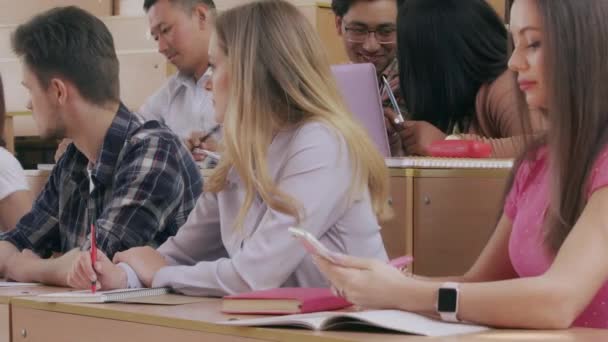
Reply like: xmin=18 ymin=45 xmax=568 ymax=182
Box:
xmin=194 ymin=4 xmax=210 ymax=30
xmin=49 ymin=78 xmax=69 ymax=106
xmin=335 ymin=16 xmax=343 ymax=36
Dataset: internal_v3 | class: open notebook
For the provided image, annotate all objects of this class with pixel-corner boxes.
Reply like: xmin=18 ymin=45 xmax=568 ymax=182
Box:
xmin=385 ymin=157 xmax=514 ymax=169
xmin=35 ymin=287 xmax=170 ymax=303
xmin=218 ymin=310 xmax=489 ymax=337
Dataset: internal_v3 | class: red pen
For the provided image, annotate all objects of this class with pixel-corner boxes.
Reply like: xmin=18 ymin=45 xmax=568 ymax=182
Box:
xmin=90 ymin=224 xmax=97 ymax=293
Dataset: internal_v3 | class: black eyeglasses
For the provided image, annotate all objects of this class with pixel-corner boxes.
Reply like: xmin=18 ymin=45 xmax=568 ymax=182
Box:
xmin=343 ymin=26 xmax=397 ymax=44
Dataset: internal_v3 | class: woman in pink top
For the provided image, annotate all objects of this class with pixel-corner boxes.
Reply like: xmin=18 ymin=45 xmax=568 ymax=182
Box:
xmin=316 ymin=0 xmax=608 ymax=329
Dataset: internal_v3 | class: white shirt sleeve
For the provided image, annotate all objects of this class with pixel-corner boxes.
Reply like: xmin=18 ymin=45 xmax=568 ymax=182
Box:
xmin=0 ymin=148 xmax=28 ymax=201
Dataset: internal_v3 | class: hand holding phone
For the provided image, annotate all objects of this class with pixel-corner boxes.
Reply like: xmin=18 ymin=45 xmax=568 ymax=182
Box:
xmin=289 ymin=227 xmax=414 ymax=271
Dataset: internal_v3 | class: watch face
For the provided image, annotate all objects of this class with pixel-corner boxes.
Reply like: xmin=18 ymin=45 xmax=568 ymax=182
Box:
xmin=438 ymin=288 xmax=458 ymax=312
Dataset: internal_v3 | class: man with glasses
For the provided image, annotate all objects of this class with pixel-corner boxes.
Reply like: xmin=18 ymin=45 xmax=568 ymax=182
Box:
xmin=332 ymin=0 xmax=407 ymax=154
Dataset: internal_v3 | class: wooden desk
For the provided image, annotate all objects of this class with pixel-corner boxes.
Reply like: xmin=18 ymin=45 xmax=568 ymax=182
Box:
xmin=0 ymin=285 xmax=67 ymax=342
xmin=382 ymin=167 xmax=510 ymax=277
xmin=8 ymin=296 xmax=608 ymax=342
xmin=3 ymin=113 xmax=13 ymax=154
xmin=24 ymin=169 xmax=51 ymax=196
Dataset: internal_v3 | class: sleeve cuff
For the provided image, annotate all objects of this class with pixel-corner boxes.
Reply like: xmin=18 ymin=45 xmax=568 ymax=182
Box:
xmin=151 ymin=266 xmax=175 ymax=289
xmin=117 ymin=262 xmax=144 ymax=288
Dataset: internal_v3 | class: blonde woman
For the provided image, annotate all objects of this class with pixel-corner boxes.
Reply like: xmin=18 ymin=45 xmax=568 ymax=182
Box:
xmin=67 ymin=0 xmax=389 ymax=295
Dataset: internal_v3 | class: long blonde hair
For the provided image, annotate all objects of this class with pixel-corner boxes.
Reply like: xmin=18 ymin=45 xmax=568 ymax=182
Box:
xmin=206 ymin=0 xmax=390 ymax=229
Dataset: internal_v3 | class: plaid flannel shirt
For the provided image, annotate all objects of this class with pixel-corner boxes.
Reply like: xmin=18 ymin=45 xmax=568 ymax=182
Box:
xmin=1 ymin=103 xmax=202 ymax=258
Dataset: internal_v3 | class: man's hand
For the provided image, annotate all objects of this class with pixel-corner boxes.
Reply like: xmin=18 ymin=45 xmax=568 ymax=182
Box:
xmin=4 ymin=248 xmax=43 ymax=283
xmin=5 ymin=249 xmax=82 ymax=286
xmin=67 ymin=249 xmax=127 ymax=290
xmin=0 ymin=241 xmax=19 ymax=276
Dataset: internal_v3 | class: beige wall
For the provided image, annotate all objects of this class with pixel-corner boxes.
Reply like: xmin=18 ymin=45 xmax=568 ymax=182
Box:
xmin=217 ymin=0 xmax=329 ymax=11
xmin=0 ymin=0 xmax=113 ymax=24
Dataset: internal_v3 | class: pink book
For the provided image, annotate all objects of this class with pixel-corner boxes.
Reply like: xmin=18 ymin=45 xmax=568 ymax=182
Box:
xmin=222 ymin=288 xmax=352 ymax=315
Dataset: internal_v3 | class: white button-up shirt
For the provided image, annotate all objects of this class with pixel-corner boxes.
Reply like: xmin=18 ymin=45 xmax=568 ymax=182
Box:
xmin=138 ymin=69 xmax=216 ymax=139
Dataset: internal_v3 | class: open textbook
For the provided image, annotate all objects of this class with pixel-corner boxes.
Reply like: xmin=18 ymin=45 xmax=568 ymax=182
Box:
xmin=218 ymin=309 xmax=489 ymax=337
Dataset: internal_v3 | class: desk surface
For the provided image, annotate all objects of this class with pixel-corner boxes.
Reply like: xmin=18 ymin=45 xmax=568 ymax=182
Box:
xmin=0 ymin=285 xmax=68 ymax=304
xmin=9 ymin=294 xmax=608 ymax=342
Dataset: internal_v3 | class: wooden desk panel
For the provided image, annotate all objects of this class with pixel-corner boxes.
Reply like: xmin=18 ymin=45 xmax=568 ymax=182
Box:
xmin=412 ymin=175 xmax=507 ymax=276
xmin=0 ymin=304 xmax=8 ymax=342
xmin=24 ymin=170 xmax=51 ymax=196
xmin=382 ymin=168 xmax=509 ymax=276
xmin=12 ymin=306 xmax=263 ymax=342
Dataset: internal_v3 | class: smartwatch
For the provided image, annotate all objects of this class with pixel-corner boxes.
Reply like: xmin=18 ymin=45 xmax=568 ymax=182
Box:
xmin=437 ymin=282 xmax=460 ymax=322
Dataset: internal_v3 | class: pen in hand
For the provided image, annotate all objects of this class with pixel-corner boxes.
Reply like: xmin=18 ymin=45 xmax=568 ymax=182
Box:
xmin=90 ymin=224 xmax=97 ymax=293
xmin=199 ymin=124 xmax=221 ymax=144
xmin=381 ymin=75 xmax=405 ymax=126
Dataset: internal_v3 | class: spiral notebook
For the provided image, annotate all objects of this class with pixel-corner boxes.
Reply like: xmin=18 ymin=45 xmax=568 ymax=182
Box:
xmin=385 ymin=157 xmax=514 ymax=169
xmin=35 ymin=287 xmax=170 ymax=303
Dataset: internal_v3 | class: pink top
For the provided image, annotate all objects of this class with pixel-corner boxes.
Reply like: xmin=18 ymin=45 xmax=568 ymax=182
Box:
xmin=505 ymin=146 xmax=608 ymax=328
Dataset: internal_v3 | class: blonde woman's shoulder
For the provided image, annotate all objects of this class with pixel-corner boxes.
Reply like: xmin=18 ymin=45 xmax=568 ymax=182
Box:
xmin=291 ymin=121 xmax=345 ymax=147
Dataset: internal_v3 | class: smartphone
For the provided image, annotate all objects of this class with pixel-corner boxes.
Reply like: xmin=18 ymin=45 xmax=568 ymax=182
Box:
xmin=289 ymin=227 xmax=414 ymax=271
xmin=288 ymin=227 xmax=339 ymax=263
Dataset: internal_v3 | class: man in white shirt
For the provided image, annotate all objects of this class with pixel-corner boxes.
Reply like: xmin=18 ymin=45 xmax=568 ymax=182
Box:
xmin=55 ymin=0 xmax=218 ymax=162
xmin=139 ymin=0 xmax=217 ymax=146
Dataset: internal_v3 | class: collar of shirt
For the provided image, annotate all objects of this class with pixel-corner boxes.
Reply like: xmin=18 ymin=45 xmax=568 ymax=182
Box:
xmin=89 ymin=103 xmax=138 ymax=187
xmin=175 ymin=66 xmax=212 ymax=89
xmin=380 ymin=58 xmax=399 ymax=85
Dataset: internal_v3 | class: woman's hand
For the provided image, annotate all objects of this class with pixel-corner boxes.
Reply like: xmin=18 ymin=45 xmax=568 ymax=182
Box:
xmin=314 ymin=254 xmax=414 ymax=310
xmin=399 ymin=121 xmax=447 ymax=156
xmin=113 ymin=247 xmax=168 ymax=287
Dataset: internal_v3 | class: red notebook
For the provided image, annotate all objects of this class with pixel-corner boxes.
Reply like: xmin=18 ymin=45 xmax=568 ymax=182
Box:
xmin=222 ymin=288 xmax=352 ymax=315
xmin=428 ymin=140 xmax=492 ymax=158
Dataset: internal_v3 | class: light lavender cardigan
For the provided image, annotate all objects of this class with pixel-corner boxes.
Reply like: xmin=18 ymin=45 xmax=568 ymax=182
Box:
xmin=120 ymin=122 xmax=388 ymax=296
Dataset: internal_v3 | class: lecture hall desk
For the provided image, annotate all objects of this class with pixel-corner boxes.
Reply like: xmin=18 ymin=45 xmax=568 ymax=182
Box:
xmin=0 ymin=285 xmax=73 ymax=342
xmin=383 ymin=165 xmax=511 ymax=277
xmin=6 ymin=294 xmax=608 ymax=342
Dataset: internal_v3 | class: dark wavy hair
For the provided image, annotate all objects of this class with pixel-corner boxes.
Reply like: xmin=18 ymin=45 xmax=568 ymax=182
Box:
xmin=397 ymin=0 xmax=508 ymax=133
xmin=144 ymin=0 xmax=216 ymax=12
xmin=331 ymin=0 xmax=404 ymax=17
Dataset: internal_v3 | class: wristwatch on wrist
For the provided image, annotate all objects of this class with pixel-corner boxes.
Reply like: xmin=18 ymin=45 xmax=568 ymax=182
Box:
xmin=436 ymin=282 xmax=460 ymax=322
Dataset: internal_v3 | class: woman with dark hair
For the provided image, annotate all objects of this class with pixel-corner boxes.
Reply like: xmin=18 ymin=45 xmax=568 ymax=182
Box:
xmin=0 ymin=76 xmax=32 ymax=232
xmin=387 ymin=0 xmax=544 ymax=157
xmin=317 ymin=0 xmax=608 ymax=329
